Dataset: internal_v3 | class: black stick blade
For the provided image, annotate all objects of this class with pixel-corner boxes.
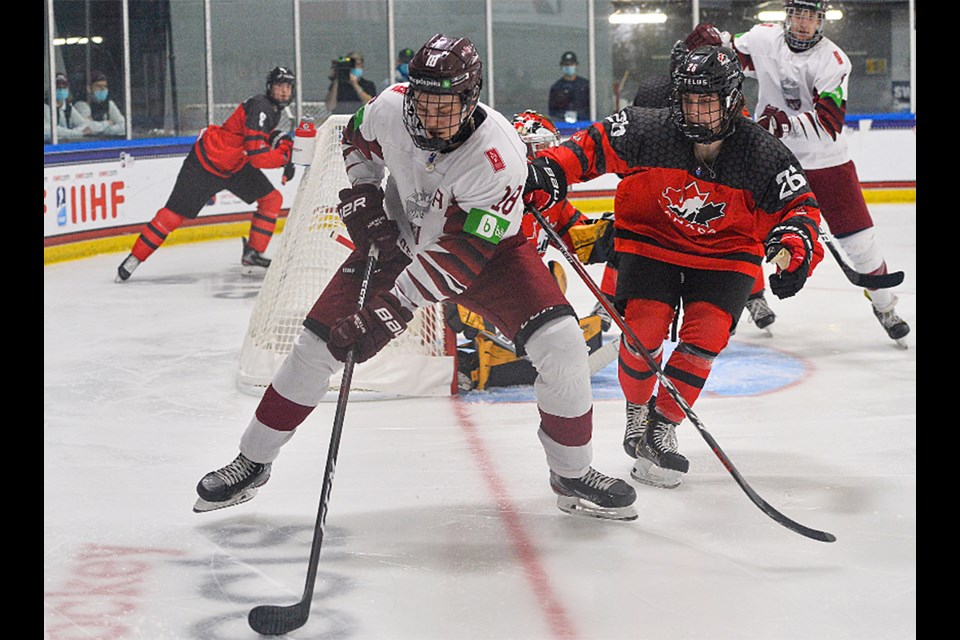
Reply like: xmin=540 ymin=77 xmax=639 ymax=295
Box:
xmin=248 ymin=602 xmax=309 ymax=636
xmin=852 ymin=270 xmax=904 ymax=289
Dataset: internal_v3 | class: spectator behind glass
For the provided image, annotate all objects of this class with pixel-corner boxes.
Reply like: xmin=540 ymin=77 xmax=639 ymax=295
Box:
xmin=381 ymin=46 xmax=415 ymax=92
xmin=325 ymin=50 xmax=378 ymax=115
xmin=44 ymin=72 xmax=93 ymax=142
xmin=548 ymin=51 xmax=590 ymax=123
xmin=74 ymin=70 xmax=126 ymax=137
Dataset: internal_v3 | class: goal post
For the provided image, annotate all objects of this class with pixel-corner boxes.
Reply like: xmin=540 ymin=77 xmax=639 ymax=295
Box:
xmin=237 ymin=115 xmax=457 ymax=398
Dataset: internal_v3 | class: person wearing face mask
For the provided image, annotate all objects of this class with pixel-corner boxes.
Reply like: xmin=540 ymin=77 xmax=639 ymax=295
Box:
xmin=548 ymin=51 xmax=590 ymax=123
xmin=44 ymin=72 xmax=93 ymax=142
xmin=74 ymin=70 xmax=126 ymax=137
xmin=325 ymin=50 xmax=378 ymax=115
xmin=381 ymin=46 xmax=415 ymax=92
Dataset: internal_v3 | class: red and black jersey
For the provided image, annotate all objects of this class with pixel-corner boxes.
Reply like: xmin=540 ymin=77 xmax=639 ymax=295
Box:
xmin=194 ymin=94 xmax=288 ymax=178
xmin=537 ymin=106 xmax=823 ymax=280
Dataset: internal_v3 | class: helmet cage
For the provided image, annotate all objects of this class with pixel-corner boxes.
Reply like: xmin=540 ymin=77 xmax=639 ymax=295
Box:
xmin=402 ymin=35 xmax=483 ymax=152
xmin=784 ymin=0 xmax=826 ymax=51
xmin=669 ymin=46 xmax=743 ymax=144
xmin=511 ymin=110 xmax=560 ymax=156
xmin=266 ymin=66 xmax=296 ymax=108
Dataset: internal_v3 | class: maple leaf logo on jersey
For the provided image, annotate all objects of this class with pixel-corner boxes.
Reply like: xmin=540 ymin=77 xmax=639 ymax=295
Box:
xmin=662 ymin=182 xmax=726 ymax=229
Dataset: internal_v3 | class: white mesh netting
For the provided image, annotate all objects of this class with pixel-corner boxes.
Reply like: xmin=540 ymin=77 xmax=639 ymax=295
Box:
xmin=237 ymin=115 xmax=455 ymax=398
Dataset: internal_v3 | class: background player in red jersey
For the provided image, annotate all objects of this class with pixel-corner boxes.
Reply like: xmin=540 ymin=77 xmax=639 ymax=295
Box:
xmin=525 ymin=45 xmax=824 ymax=489
xmin=115 ymin=66 xmax=297 ymax=282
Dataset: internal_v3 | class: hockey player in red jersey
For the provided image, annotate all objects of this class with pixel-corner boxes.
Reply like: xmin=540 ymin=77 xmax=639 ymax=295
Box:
xmin=115 ymin=66 xmax=297 ymax=282
xmin=525 ymin=45 xmax=825 ymax=489
xmin=686 ymin=3 xmax=910 ymax=345
xmin=194 ymin=35 xmax=636 ymax=521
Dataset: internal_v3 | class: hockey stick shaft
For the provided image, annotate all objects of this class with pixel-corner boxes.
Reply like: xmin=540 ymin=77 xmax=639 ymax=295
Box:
xmin=529 ymin=205 xmax=836 ymax=543
xmin=248 ymin=244 xmax=381 ymax=635
xmin=819 ymin=227 xmax=903 ymax=289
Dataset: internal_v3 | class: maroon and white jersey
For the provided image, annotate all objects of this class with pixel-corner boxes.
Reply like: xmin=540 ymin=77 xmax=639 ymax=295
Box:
xmin=734 ymin=23 xmax=851 ymax=170
xmin=341 ymin=84 xmax=528 ymax=310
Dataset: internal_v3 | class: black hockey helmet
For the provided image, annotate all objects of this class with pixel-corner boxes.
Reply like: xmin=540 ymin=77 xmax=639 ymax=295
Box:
xmin=266 ymin=66 xmax=296 ymax=108
xmin=403 ymin=34 xmax=483 ymax=151
xmin=784 ymin=0 xmax=826 ymax=52
xmin=670 ymin=45 xmax=744 ymax=143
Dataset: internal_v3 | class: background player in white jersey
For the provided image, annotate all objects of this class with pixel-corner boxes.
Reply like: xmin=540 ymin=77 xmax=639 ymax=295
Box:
xmin=193 ymin=34 xmax=636 ymax=521
xmin=686 ymin=2 xmax=909 ymax=345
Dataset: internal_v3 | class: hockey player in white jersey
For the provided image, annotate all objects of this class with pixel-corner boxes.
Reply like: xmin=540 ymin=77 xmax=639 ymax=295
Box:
xmin=686 ymin=2 xmax=909 ymax=345
xmin=194 ymin=34 xmax=637 ymax=521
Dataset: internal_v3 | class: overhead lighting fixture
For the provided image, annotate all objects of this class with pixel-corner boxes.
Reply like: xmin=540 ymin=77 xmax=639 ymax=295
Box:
xmin=609 ymin=9 xmax=667 ymax=25
xmin=52 ymin=36 xmax=104 ymax=46
xmin=757 ymin=9 xmax=843 ymax=21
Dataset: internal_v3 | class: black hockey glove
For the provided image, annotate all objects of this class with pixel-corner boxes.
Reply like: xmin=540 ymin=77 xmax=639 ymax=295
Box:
xmin=281 ymin=162 xmax=296 ymax=185
xmin=327 ymin=291 xmax=414 ymax=364
xmin=765 ymin=221 xmax=817 ymax=299
xmin=523 ymin=157 xmax=567 ymax=212
xmin=336 ymin=184 xmax=400 ymax=260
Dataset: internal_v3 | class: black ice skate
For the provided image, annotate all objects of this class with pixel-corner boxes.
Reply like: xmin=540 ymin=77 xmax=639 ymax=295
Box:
xmin=622 ymin=397 xmax=655 ymax=458
xmin=194 ymin=453 xmax=272 ymax=513
xmin=631 ymin=411 xmax=688 ymax=489
xmin=867 ymin=292 xmax=910 ymax=348
xmin=115 ymin=254 xmax=141 ymax=283
xmin=550 ymin=467 xmax=637 ymax=521
xmin=745 ymin=291 xmax=776 ymax=333
xmin=241 ymin=237 xmax=271 ymax=276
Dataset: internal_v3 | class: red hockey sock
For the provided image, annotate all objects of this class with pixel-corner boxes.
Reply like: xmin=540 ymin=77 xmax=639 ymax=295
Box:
xmin=248 ymin=190 xmax=282 ymax=253
xmin=131 ymin=207 xmax=184 ymax=261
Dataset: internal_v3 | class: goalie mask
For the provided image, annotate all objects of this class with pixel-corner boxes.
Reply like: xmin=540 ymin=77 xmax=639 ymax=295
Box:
xmin=511 ymin=110 xmax=560 ymax=156
xmin=266 ymin=66 xmax=296 ymax=108
xmin=670 ymin=45 xmax=744 ymax=144
xmin=403 ymin=34 xmax=483 ymax=152
xmin=784 ymin=0 xmax=826 ymax=52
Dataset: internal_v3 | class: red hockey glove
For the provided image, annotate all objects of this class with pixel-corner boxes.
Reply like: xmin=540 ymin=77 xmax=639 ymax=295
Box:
xmin=684 ymin=23 xmax=726 ymax=50
xmin=336 ymin=184 xmax=400 ymax=260
xmin=523 ymin=157 xmax=567 ymax=213
xmin=281 ymin=162 xmax=296 ymax=185
xmin=327 ymin=291 xmax=414 ymax=363
xmin=765 ymin=222 xmax=816 ymax=299
xmin=758 ymin=105 xmax=791 ymax=139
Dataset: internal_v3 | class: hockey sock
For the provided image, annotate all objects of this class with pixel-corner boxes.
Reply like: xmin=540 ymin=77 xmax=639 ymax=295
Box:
xmin=617 ymin=298 xmax=673 ymax=405
xmin=248 ymin=190 xmax=282 ymax=253
xmin=131 ymin=207 xmax=184 ymax=261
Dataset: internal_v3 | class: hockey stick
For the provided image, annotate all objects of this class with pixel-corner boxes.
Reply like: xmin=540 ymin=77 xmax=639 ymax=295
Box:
xmin=529 ymin=205 xmax=836 ymax=543
xmin=819 ymin=226 xmax=903 ymax=289
xmin=248 ymin=244 xmax=380 ymax=635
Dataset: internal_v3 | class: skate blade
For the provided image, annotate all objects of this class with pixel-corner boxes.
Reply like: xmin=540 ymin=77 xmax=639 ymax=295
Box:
xmin=630 ymin=459 xmax=682 ymax=489
xmin=193 ymin=487 xmax=259 ymax=513
xmin=556 ymin=495 xmax=638 ymax=522
xmin=240 ymin=265 xmax=268 ymax=277
xmin=894 ymin=337 xmax=908 ymax=349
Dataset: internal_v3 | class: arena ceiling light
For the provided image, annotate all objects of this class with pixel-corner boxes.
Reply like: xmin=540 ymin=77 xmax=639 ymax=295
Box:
xmin=53 ymin=36 xmax=104 ymax=46
xmin=609 ymin=7 xmax=667 ymax=24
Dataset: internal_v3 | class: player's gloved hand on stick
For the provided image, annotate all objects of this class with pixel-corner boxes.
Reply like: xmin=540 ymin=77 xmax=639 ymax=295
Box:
xmin=684 ymin=23 xmax=730 ymax=50
xmin=765 ymin=221 xmax=816 ymax=299
xmin=282 ymin=162 xmax=296 ymax=185
xmin=337 ymin=184 xmax=400 ymax=260
xmin=327 ymin=291 xmax=414 ymax=363
xmin=757 ymin=105 xmax=791 ymax=139
xmin=524 ymin=157 xmax=567 ymax=212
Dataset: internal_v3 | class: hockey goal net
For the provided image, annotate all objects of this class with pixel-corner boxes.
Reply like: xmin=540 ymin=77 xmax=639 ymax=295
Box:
xmin=237 ymin=114 xmax=457 ymax=398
